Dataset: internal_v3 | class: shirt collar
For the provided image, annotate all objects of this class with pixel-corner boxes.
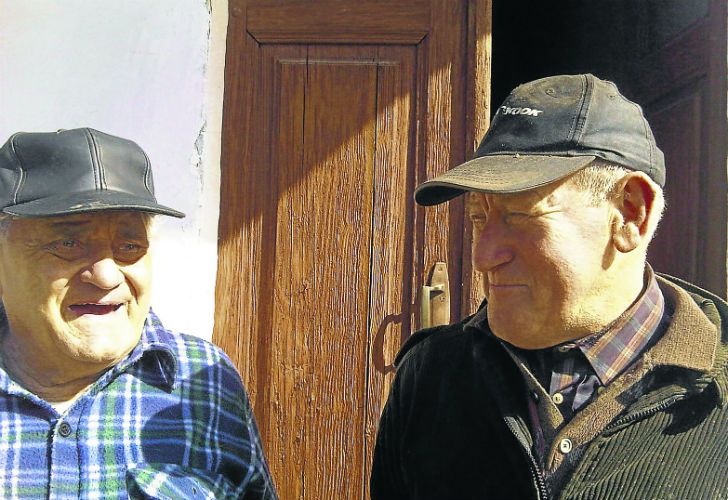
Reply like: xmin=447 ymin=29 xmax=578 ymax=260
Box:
xmin=464 ymin=295 xmax=489 ymax=332
xmin=115 ymin=309 xmax=179 ymax=390
xmin=465 ymin=266 xmax=666 ymax=386
xmin=0 ymin=307 xmax=179 ymax=398
xmin=562 ymin=266 xmax=665 ymax=385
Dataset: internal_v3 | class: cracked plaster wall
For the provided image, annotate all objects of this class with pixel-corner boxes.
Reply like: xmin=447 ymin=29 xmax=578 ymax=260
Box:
xmin=0 ymin=0 xmax=228 ymax=339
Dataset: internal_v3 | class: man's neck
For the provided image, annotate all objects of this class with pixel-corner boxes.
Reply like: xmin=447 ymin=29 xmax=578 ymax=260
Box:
xmin=562 ymin=260 xmax=649 ymax=344
xmin=0 ymin=334 xmax=105 ymax=404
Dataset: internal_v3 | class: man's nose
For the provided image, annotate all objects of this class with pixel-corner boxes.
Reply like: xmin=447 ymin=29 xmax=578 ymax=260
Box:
xmin=79 ymin=256 xmax=125 ymax=289
xmin=472 ymin=223 xmax=515 ymax=272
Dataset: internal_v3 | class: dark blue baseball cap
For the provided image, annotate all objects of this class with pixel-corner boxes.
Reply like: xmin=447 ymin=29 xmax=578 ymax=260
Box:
xmin=415 ymin=74 xmax=665 ymax=206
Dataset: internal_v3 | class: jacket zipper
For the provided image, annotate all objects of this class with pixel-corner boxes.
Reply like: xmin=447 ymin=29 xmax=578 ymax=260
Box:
xmin=604 ymin=393 xmax=686 ymax=432
xmin=504 ymin=417 xmax=549 ymax=500
xmin=507 ymin=394 xmax=685 ymax=499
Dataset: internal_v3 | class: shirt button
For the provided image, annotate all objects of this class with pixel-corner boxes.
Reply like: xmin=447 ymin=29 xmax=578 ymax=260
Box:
xmin=58 ymin=422 xmax=72 ymax=437
xmin=552 ymin=392 xmax=564 ymax=405
xmin=559 ymin=438 xmax=573 ymax=454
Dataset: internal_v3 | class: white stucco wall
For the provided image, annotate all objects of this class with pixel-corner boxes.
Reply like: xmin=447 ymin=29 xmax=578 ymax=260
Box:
xmin=0 ymin=0 xmax=228 ymax=340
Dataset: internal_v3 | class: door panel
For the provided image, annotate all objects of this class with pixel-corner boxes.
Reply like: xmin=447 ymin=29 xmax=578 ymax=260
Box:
xmin=647 ymin=86 xmax=702 ymax=284
xmin=247 ymin=0 xmax=430 ymax=44
xmin=216 ymin=1 xmax=491 ymax=498
xmin=264 ymin=45 xmax=413 ymax=498
xmin=628 ymin=0 xmax=727 ymax=295
xmin=361 ymin=47 xmax=417 ymax=498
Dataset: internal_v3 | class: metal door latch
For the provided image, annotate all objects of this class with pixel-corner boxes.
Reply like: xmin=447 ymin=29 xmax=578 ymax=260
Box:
xmin=420 ymin=262 xmax=450 ymax=329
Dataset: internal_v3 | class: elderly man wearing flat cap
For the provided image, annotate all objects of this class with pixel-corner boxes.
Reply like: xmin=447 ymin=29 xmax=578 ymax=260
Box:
xmin=371 ymin=74 xmax=728 ymax=499
xmin=0 ymin=129 xmax=276 ymax=499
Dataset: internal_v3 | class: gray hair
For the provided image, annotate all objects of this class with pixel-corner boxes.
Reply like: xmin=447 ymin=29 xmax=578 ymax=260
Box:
xmin=567 ymin=158 xmax=666 ymax=240
xmin=0 ymin=214 xmax=15 ymax=239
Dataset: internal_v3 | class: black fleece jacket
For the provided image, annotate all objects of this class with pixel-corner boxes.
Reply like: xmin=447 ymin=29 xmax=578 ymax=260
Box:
xmin=370 ymin=275 xmax=728 ymax=499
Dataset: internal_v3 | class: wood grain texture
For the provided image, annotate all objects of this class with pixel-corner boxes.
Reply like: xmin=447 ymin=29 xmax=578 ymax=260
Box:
xmin=267 ymin=45 xmax=308 ymax=497
xmin=647 ymin=88 xmax=702 ymax=282
xmin=215 ymin=1 xmax=490 ymax=498
xmin=361 ymin=46 xmax=417 ymax=500
xmin=462 ymin=0 xmax=492 ymax=315
xmin=300 ymin=46 xmax=377 ymax=499
xmin=215 ymin=0 xmax=263 ymax=408
xmin=234 ymin=45 xmax=377 ymax=499
xmin=702 ymin=0 xmax=727 ymax=296
xmin=247 ymin=0 xmax=430 ymax=44
xmin=413 ymin=0 xmax=468 ymax=330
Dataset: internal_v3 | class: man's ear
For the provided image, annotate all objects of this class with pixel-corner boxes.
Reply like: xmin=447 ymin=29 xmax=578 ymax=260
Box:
xmin=611 ymin=172 xmax=657 ymax=253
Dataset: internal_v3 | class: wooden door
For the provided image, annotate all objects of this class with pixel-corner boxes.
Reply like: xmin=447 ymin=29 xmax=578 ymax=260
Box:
xmin=626 ymin=0 xmax=728 ymax=296
xmin=215 ymin=1 xmax=491 ymax=498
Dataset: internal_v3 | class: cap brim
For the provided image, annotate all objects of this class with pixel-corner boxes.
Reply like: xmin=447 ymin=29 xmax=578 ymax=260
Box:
xmin=3 ymin=190 xmax=185 ymax=218
xmin=414 ymin=154 xmax=597 ymax=206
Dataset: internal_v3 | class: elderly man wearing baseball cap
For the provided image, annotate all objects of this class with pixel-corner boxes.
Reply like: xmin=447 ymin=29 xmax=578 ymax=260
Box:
xmin=0 ymin=129 xmax=276 ymax=498
xmin=371 ymin=74 xmax=728 ymax=499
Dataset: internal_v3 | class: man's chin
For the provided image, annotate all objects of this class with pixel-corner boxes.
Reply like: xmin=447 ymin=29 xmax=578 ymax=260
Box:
xmin=69 ymin=340 xmax=139 ymax=367
xmin=58 ymin=325 xmax=143 ymax=364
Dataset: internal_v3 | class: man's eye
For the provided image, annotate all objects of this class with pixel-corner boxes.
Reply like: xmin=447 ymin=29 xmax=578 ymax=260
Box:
xmin=116 ymin=242 xmax=147 ymax=260
xmin=54 ymin=239 xmax=81 ymax=249
xmin=118 ymin=243 xmax=141 ymax=253
xmin=47 ymin=239 xmax=85 ymax=259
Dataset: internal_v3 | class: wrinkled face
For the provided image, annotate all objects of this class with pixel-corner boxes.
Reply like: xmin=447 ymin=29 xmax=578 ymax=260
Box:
xmin=469 ymin=180 xmax=614 ymax=348
xmin=0 ymin=211 xmax=152 ymax=370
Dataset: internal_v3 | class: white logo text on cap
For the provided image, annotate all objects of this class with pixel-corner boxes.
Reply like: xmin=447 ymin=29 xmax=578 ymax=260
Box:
xmin=499 ymin=105 xmax=543 ymax=116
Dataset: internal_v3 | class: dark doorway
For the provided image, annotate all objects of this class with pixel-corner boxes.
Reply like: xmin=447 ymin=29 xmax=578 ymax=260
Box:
xmin=491 ymin=0 xmax=727 ymax=296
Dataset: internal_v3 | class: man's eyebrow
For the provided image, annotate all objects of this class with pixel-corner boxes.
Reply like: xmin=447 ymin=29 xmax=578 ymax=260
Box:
xmin=49 ymin=220 xmax=92 ymax=229
xmin=118 ymin=227 xmax=149 ymax=239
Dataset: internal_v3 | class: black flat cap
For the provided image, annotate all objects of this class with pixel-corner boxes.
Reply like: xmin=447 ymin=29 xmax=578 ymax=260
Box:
xmin=0 ymin=128 xmax=185 ymax=218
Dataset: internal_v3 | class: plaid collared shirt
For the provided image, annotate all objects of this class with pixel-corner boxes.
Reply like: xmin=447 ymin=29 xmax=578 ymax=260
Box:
xmin=0 ymin=310 xmax=277 ymax=499
xmin=523 ymin=267 xmax=666 ymax=421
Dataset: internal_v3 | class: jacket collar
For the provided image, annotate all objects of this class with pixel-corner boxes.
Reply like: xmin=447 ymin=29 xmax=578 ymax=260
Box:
xmin=654 ymin=274 xmax=728 ymax=405
xmin=468 ymin=273 xmax=727 ymax=472
xmin=466 ymin=275 xmax=725 ymax=387
xmin=646 ymin=276 xmax=717 ymax=372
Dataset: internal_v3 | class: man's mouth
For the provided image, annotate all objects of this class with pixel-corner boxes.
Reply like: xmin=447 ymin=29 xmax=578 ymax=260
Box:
xmin=69 ymin=303 xmax=124 ymax=315
xmin=489 ymin=284 xmax=527 ymax=292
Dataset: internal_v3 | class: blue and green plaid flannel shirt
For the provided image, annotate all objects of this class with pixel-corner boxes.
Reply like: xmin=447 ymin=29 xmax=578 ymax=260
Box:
xmin=0 ymin=309 xmax=277 ymax=499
